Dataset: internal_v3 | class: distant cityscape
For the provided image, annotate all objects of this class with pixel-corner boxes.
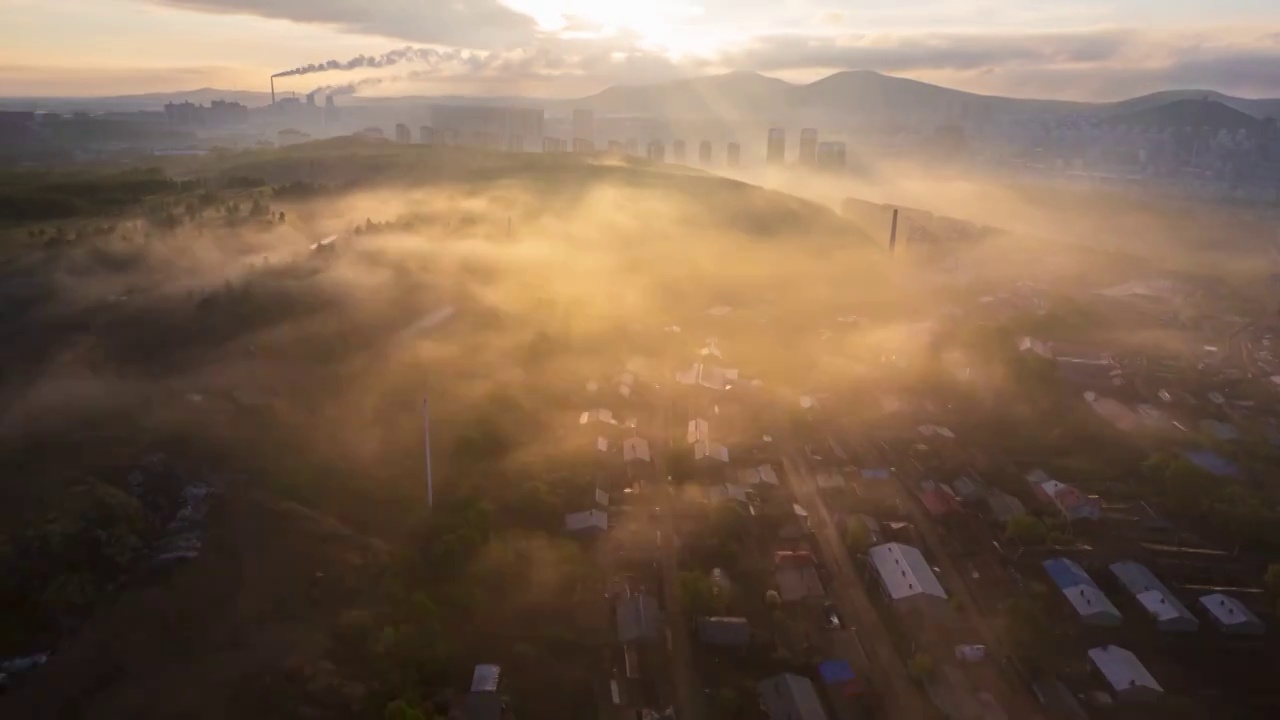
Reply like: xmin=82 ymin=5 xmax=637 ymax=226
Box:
xmin=3 ymin=79 xmax=1280 ymax=204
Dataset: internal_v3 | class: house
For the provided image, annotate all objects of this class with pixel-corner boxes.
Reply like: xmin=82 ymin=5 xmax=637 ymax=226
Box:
xmin=696 ymin=616 xmax=751 ymax=648
xmin=949 ymin=475 xmax=987 ymax=502
xmin=694 ymin=440 xmax=729 ymax=463
xmin=687 ymin=418 xmax=709 ymax=444
xmin=595 ymin=488 xmax=609 ymax=507
xmin=708 ymin=483 xmax=749 ymax=505
xmin=623 ymin=436 xmax=652 ymax=462
xmin=774 ymin=551 xmax=825 ymax=602
xmin=739 ymin=463 xmax=780 ymax=486
xmin=868 ymin=543 xmax=948 ymax=608
xmin=1087 ymin=645 xmax=1163 ymax=702
xmin=616 ymin=593 xmax=663 ymax=643
xmin=1018 ymin=336 xmax=1054 ymax=358
xmin=1109 ymin=561 xmax=1198 ymax=632
xmin=859 ymin=467 xmax=892 ymax=482
xmin=579 ymin=408 xmax=617 ymax=426
xmin=917 ymin=480 xmax=962 ymax=517
xmin=757 ymin=673 xmax=830 ymax=720
xmin=471 ymin=664 xmax=501 ymax=692
xmin=815 ymin=470 xmax=846 ymax=489
xmin=1042 ymin=558 xmax=1122 ymax=626
xmin=817 ymin=659 xmax=867 ymax=697
xmin=778 ymin=503 xmax=811 ymax=539
xmin=1026 ymin=469 xmax=1100 ymax=521
xmin=565 ymin=509 xmax=608 ymax=534
xmin=1199 ymin=593 xmax=1264 ymax=635
xmin=986 ymin=490 xmax=1026 ymax=523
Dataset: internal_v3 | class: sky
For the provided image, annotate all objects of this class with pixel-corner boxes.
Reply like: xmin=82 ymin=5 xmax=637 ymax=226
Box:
xmin=0 ymin=0 xmax=1278 ymax=100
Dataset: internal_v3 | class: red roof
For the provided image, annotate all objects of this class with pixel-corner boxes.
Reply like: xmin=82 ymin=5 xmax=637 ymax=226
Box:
xmin=919 ymin=488 xmax=961 ymax=516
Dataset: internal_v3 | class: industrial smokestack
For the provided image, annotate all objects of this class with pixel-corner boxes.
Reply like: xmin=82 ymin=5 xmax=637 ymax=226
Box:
xmin=270 ymin=76 xmax=275 ymax=106
xmin=889 ymin=208 xmax=899 ymax=255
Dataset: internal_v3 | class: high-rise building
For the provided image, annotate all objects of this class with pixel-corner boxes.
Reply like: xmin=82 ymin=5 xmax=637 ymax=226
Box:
xmin=726 ymin=142 xmax=741 ymax=167
xmin=572 ymin=138 xmax=594 ymax=153
xmin=646 ymin=140 xmax=666 ymax=162
xmin=799 ymin=128 xmax=818 ymax=165
xmin=439 ymin=129 xmax=458 ymax=146
xmin=624 ymin=138 xmax=639 ymax=156
xmin=507 ymin=134 xmax=524 ymax=152
xmin=419 ymin=126 xmax=435 ymax=145
xmin=542 ymin=137 xmax=566 ymax=152
xmin=673 ymin=140 xmax=687 ymax=162
xmin=816 ymin=141 xmax=847 ymax=169
xmin=431 ymin=105 xmax=544 ymax=149
xmin=767 ymin=128 xmax=786 ymax=164
xmin=607 ymin=140 xmax=624 ymax=153
xmin=395 ymin=123 xmax=411 ymax=143
xmin=699 ymin=140 xmax=712 ymax=164
xmin=572 ymin=109 xmax=595 ymax=143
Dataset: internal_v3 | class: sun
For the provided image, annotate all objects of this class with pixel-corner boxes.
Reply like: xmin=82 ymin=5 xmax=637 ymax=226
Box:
xmin=501 ymin=1 xmax=723 ymax=57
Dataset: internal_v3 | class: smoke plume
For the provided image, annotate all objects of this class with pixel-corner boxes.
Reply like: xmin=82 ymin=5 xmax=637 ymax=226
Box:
xmin=273 ymin=46 xmax=455 ymax=78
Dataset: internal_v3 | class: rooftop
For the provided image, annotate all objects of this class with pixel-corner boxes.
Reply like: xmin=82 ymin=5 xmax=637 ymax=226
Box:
xmin=1110 ymin=561 xmax=1196 ymax=629
xmin=616 ymin=593 xmax=663 ymax=643
xmin=696 ymin=616 xmax=751 ymax=647
xmin=623 ymin=436 xmax=652 ymax=462
xmin=565 ymin=509 xmax=608 ymax=533
xmin=471 ymin=664 xmax=501 ymax=693
xmin=757 ymin=673 xmax=830 ymax=720
xmin=868 ymin=542 xmax=947 ymax=601
xmin=1199 ymin=593 xmax=1264 ymax=632
xmin=1087 ymin=645 xmax=1162 ymax=695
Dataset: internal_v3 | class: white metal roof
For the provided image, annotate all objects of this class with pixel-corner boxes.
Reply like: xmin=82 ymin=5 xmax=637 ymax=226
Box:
xmin=623 ymin=436 xmax=651 ymax=462
xmin=695 ymin=440 xmax=729 ymax=462
xmin=1087 ymin=646 xmax=1162 ymax=694
xmin=1199 ymin=593 xmax=1263 ymax=631
xmin=471 ymin=664 xmax=501 ymax=692
xmin=579 ymin=408 xmax=616 ymax=425
xmin=815 ymin=470 xmax=846 ymax=488
xmin=1063 ymin=585 xmax=1122 ymax=623
xmin=595 ymin=488 xmax=609 ymax=507
xmin=709 ymin=483 xmax=749 ymax=503
xmin=687 ymin=418 xmax=709 ymax=444
xmin=740 ymin=464 xmax=779 ymax=485
xmin=565 ymin=509 xmax=608 ymax=532
xmin=1110 ymin=561 xmax=1196 ymax=628
xmin=596 ymin=437 xmax=610 ymax=452
xmin=868 ymin=542 xmax=947 ymax=600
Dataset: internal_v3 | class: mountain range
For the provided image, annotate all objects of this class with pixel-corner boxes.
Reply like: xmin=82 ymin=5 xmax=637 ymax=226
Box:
xmin=5 ymin=71 xmax=1279 ymax=123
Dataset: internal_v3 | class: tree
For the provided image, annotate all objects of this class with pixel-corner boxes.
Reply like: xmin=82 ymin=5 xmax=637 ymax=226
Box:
xmin=1265 ymin=564 xmax=1280 ymax=597
xmin=845 ymin=519 xmax=872 ymax=555
xmin=908 ymin=652 xmax=936 ymax=681
xmin=278 ymin=211 xmax=286 ymax=223
xmin=680 ymin=571 xmax=726 ymax=617
xmin=1004 ymin=514 xmax=1048 ymax=546
xmin=384 ymin=699 xmax=428 ymax=720
xmin=765 ymin=589 xmax=781 ymax=610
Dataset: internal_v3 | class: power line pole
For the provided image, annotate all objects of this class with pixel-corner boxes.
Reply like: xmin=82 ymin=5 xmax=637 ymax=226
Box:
xmin=422 ymin=398 xmax=434 ymax=510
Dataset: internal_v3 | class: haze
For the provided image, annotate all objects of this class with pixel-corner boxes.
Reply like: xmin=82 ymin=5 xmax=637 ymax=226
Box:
xmin=1 ymin=0 xmax=1279 ymax=99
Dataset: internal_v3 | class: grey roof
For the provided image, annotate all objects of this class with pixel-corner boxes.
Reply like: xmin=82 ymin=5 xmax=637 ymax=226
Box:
xmin=869 ymin=542 xmax=947 ymax=601
xmin=696 ymin=616 xmax=751 ymax=647
xmin=694 ymin=440 xmax=729 ymax=463
xmin=1087 ymin=645 xmax=1162 ymax=699
xmin=776 ymin=565 xmax=825 ymax=602
xmin=757 ymin=673 xmax=829 ymax=720
xmin=623 ymin=436 xmax=652 ymax=462
xmin=1199 ymin=593 xmax=1264 ymax=635
xmin=470 ymin=664 xmax=501 ymax=692
xmin=617 ymin=593 xmax=663 ymax=643
xmin=1109 ymin=561 xmax=1197 ymax=631
xmin=986 ymin=490 xmax=1026 ymax=522
xmin=565 ymin=509 xmax=608 ymax=533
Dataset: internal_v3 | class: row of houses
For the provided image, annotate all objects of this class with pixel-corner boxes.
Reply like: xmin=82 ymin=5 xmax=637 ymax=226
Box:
xmin=1042 ymin=557 xmax=1263 ymax=634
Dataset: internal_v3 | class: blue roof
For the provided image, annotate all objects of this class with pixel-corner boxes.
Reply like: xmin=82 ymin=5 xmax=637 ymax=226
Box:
xmin=1181 ymin=450 xmax=1241 ymax=478
xmin=818 ymin=659 xmax=857 ymax=685
xmin=1043 ymin=558 xmax=1098 ymax=591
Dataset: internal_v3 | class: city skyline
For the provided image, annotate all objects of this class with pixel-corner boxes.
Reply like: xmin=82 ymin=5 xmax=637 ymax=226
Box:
xmin=1 ymin=1 xmax=1279 ymax=100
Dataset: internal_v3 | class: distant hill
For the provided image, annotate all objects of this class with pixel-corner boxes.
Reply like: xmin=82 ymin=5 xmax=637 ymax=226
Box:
xmin=0 ymin=88 xmax=273 ymax=113
xmin=1099 ymin=90 xmax=1280 ymax=120
xmin=561 ymin=71 xmax=1278 ymax=125
xmin=1101 ymin=99 xmax=1266 ymax=132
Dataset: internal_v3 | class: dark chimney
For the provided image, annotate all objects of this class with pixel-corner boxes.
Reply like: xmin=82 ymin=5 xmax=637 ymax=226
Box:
xmin=889 ymin=208 xmax=899 ymax=254
xmin=270 ymin=76 xmax=276 ymax=106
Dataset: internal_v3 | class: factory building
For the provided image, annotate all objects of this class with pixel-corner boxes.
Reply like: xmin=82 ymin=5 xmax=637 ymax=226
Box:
xmin=726 ymin=142 xmax=741 ymax=167
xmin=1043 ymin=558 xmax=1122 ymax=626
xmin=646 ymin=140 xmax=665 ymax=162
xmin=699 ymin=140 xmax=712 ymax=164
xmin=506 ymin=134 xmax=524 ymax=153
xmin=672 ymin=139 xmax=686 ymax=162
xmin=419 ymin=126 xmax=434 ymax=145
xmin=799 ymin=128 xmax=818 ymax=165
xmin=541 ymin=137 xmax=566 ymax=153
xmin=431 ymin=105 xmax=544 ymax=151
xmin=572 ymin=138 xmax=593 ymax=153
xmin=394 ymin=124 xmax=411 ymax=144
xmin=766 ymin=127 xmax=786 ymax=165
xmin=1109 ymin=561 xmax=1197 ymax=632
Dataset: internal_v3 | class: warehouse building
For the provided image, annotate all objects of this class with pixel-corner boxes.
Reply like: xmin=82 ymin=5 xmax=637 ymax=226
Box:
xmin=1199 ymin=593 xmax=1265 ymax=636
xmin=1042 ymin=558 xmax=1122 ymax=626
xmin=1087 ymin=645 xmax=1163 ymax=702
xmin=1109 ymin=561 xmax=1197 ymax=632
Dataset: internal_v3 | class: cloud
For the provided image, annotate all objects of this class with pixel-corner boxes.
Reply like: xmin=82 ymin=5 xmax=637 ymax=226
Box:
xmin=149 ymin=0 xmax=538 ymax=48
